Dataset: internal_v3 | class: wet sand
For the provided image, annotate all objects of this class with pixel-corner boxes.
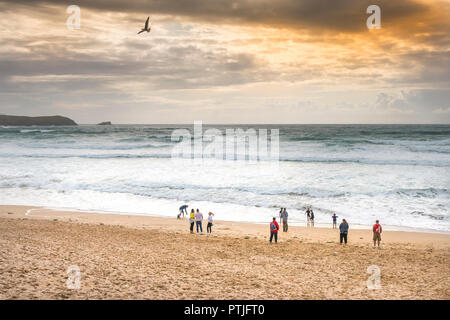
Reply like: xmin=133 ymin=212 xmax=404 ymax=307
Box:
xmin=1 ymin=205 xmax=449 ymax=299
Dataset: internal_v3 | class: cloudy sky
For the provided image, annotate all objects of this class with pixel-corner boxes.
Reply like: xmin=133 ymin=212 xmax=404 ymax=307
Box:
xmin=0 ymin=0 xmax=449 ymax=124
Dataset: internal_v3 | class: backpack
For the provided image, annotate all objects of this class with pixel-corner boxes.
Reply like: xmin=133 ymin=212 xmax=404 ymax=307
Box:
xmin=270 ymin=222 xmax=277 ymax=231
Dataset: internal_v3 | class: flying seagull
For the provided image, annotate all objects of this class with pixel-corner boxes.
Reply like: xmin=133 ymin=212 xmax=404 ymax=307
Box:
xmin=138 ymin=16 xmax=151 ymax=34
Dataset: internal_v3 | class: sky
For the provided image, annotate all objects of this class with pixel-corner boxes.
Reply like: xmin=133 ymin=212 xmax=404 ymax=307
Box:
xmin=0 ymin=0 xmax=449 ymax=124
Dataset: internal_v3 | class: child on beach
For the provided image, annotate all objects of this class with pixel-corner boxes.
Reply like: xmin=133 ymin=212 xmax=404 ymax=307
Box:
xmin=332 ymin=213 xmax=338 ymax=229
xmin=189 ymin=209 xmax=195 ymax=234
xmin=207 ymin=212 xmax=214 ymax=235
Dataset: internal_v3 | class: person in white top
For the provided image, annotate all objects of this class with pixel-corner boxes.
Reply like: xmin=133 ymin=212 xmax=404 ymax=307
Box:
xmin=207 ymin=212 xmax=214 ymax=235
xmin=194 ymin=209 xmax=204 ymax=234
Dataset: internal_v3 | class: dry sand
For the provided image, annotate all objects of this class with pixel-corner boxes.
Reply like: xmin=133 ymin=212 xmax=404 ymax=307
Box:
xmin=0 ymin=205 xmax=449 ymax=299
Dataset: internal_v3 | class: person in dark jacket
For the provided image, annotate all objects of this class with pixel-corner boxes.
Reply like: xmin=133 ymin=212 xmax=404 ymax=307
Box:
xmin=305 ymin=208 xmax=311 ymax=226
xmin=179 ymin=204 xmax=188 ymax=219
xmin=339 ymin=219 xmax=349 ymax=245
xmin=310 ymin=209 xmax=315 ymax=227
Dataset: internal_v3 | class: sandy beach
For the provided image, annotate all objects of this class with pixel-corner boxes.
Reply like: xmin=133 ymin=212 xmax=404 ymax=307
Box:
xmin=0 ymin=205 xmax=449 ymax=300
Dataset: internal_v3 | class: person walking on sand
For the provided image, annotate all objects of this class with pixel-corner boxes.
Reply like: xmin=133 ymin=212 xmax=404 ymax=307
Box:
xmin=189 ymin=209 xmax=195 ymax=234
xmin=339 ymin=219 xmax=349 ymax=245
xmin=194 ymin=209 xmax=204 ymax=234
xmin=305 ymin=208 xmax=311 ymax=226
xmin=179 ymin=204 xmax=188 ymax=219
xmin=269 ymin=217 xmax=280 ymax=243
xmin=282 ymin=208 xmax=288 ymax=232
xmin=332 ymin=213 xmax=338 ymax=229
xmin=373 ymin=220 xmax=382 ymax=248
xmin=207 ymin=212 xmax=214 ymax=235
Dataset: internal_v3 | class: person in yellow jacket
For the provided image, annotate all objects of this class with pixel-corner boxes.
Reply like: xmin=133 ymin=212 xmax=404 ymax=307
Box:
xmin=189 ymin=209 xmax=195 ymax=234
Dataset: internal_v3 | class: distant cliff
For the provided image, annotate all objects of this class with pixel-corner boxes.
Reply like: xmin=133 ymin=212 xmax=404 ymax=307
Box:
xmin=97 ymin=121 xmax=112 ymax=125
xmin=0 ymin=115 xmax=77 ymax=126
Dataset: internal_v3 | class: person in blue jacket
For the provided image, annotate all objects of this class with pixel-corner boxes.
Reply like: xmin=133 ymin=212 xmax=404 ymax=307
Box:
xmin=178 ymin=204 xmax=188 ymax=218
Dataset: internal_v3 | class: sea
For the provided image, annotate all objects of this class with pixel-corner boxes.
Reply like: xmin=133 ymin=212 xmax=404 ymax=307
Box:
xmin=0 ymin=124 xmax=449 ymax=233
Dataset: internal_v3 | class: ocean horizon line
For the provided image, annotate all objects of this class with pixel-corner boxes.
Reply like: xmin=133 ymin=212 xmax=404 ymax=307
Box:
xmin=72 ymin=123 xmax=450 ymax=126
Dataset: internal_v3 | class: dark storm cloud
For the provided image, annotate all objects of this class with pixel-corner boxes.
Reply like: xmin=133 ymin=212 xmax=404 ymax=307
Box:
xmin=2 ymin=0 xmax=429 ymax=32
xmin=0 ymin=58 xmax=143 ymax=77
xmin=396 ymin=50 xmax=450 ymax=86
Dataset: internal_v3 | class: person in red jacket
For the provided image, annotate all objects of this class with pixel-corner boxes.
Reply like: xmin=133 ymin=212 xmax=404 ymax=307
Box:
xmin=269 ymin=217 xmax=280 ymax=243
xmin=373 ymin=220 xmax=382 ymax=248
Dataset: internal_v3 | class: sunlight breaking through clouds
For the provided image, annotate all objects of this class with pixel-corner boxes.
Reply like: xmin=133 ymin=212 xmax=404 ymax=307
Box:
xmin=0 ymin=0 xmax=448 ymax=123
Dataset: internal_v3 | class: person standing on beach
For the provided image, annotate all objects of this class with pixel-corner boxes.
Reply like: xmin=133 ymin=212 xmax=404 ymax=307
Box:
xmin=189 ymin=209 xmax=195 ymax=234
xmin=306 ymin=208 xmax=311 ymax=226
xmin=179 ymin=204 xmax=188 ymax=218
xmin=332 ymin=213 xmax=338 ymax=229
xmin=282 ymin=208 xmax=288 ymax=232
xmin=339 ymin=219 xmax=349 ymax=245
xmin=195 ymin=209 xmax=204 ymax=234
xmin=269 ymin=217 xmax=280 ymax=243
xmin=279 ymin=208 xmax=283 ymax=224
xmin=373 ymin=220 xmax=382 ymax=248
xmin=207 ymin=212 xmax=214 ymax=235
xmin=310 ymin=209 xmax=315 ymax=227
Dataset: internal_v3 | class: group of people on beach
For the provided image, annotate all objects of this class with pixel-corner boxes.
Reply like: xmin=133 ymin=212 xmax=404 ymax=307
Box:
xmin=278 ymin=207 xmax=315 ymax=230
xmin=271 ymin=207 xmax=317 ymax=243
xmin=277 ymin=207 xmax=316 ymax=232
xmin=178 ymin=204 xmax=214 ymax=235
xmin=273 ymin=207 xmax=382 ymax=248
xmin=305 ymin=207 xmax=315 ymax=226
xmin=279 ymin=208 xmax=289 ymax=232
xmin=333 ymin=214 xmax=382 ymax=249
xmin=179 ymin=204 xmax=383 ymax=248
